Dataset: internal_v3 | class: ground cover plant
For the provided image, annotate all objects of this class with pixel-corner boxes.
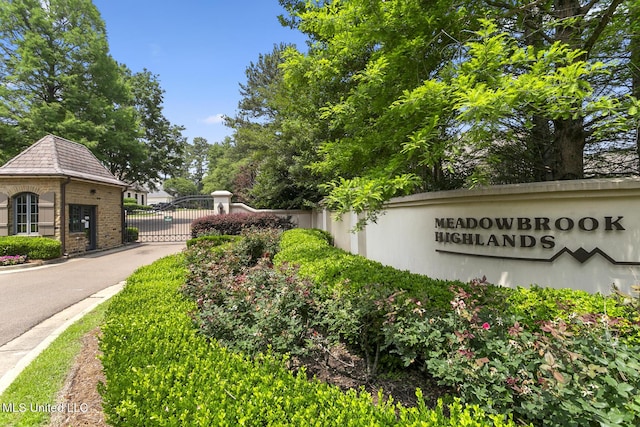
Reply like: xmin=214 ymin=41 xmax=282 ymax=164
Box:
xmin=100 ymin=253 xmax=520 ymax=426
xmin=183 ymin=228 xmax=640 ymax=426
xmin=0 ymin=254 xmax=27 ymax=266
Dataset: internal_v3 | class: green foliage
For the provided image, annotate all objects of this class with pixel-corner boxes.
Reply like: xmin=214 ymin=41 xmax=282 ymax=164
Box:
xmin=269 ymin=2 xmax=638 ymax=224
xmin=163 ymin=177 xmax=199 ymax=197
xmin=0 ymin=236 xmax=61 ymax=260
xmin=0 ymin=1 xmax=186 ymax=182
xmin=124 ymin=227 xmax=139 ymax=243
xmin=272 ymin=229 xmax=640 ymax=425
xmin=185 ymin=234 xmax=240 ymax=248
xmin=123 ymin=202 xmax=151 ymax=213
xmin=100 ymin=253 xmax=519 ymax=426
xmin=274 ymin=229 xmax=462 ymax=307
xmin=321 ymin=174 xmax=421 ymax=229
xmin=190 ymin=212 xmax=295 ymax=238
xmin=506 ymin=285 xmax=634 ymax=328
xmin=223 ymin=43 xmax=325 ymax=209
xmin=183 ymin=246 xmax=316 ymax=356
xmin=385 ymin=284 xmax=640 ymax=427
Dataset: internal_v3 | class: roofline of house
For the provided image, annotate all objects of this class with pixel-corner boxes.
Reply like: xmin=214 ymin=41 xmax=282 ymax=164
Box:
xmin=0 ymin=174 xmax=128 ymax=188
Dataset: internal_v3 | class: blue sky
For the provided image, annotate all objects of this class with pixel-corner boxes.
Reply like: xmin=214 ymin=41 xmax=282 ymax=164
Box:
xmin=92 ymin=1 xmax=308 ymax=146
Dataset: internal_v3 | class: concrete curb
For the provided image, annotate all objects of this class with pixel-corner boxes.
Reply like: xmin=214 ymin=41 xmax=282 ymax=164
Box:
xmin=0 ymin=281 xmax=125 ymax=396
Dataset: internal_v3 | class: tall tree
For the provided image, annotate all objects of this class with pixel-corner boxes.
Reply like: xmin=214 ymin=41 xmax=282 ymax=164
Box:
xmin=123 ymin=68 xmax=186 ymax=185
xmin=277 ymin=0 xmax=638 ymax=226
xmin=226 ymin=43 xmax=323 ymax=208
xmin=0 ymin=0 xmax=186 ymax=186
xmin=481 ymin=0 xmax=635 ymax=180
xmin=0 ymin=0 xmax=138 ymax=152
xmin=201 ymin=137 xmax=242 ymax=194
xmin=184 ymin=136 xmax=210 ymax=192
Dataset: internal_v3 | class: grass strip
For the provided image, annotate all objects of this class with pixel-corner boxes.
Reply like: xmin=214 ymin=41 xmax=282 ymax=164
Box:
xmin=0 ymin=301 xmax=110 ymax=427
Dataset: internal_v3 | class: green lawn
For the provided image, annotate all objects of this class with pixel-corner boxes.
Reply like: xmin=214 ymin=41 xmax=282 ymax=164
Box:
xmin=0 ymin=301 xmax=110 ymax=427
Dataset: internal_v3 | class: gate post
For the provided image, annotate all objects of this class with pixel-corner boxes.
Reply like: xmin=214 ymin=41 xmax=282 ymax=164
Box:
xmin=212 ymin=190 xmax=232 ymax=215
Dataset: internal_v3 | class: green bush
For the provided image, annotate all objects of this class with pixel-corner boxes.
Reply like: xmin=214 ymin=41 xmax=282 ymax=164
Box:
xmin=100 ymin=254 xmax=521 ymax=426
xmin=274 ymin=228 xmax=467 ymax=308
xmin=507 ymin=285 xmax=633 ymax=327
xmin=185 ymin=234 xmax=240 ymax=248
xmin=183 ymin=228 xmax=313 ymax=357
xmin=190 ymin=212 xmax=295 ymax=238
xmin=0 ymin=236 xmax=61 ymax=260
xmin=271 ymin=229 xmax=640 ymax=425
xmin=124 ymin=227 xmax=139 ymax=242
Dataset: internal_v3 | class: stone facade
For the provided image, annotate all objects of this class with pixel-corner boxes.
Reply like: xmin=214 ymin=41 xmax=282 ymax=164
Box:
xmin=0 ymin=177 xmax=125 ymax=255
xmin=0 ymin=135 xmax=127 ymax=256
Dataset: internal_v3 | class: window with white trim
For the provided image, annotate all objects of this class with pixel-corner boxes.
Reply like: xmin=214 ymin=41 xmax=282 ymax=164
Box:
xmin=14 ymin=193 xmax=39 ymax=235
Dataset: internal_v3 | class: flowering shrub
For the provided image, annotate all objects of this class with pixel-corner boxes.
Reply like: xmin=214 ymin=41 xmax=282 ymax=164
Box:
xmin=382 ymin=282 xmax=640 ymax=426
xmin=183 ymin=228 xmax=317 ymax=357
xmin=184 ymin=228 xmax=640 ymax=426
xmin=101 ymin=255 xmax=522 ymax=426
xmin=0 ymin=254 xmax=27 ymax=266
xmin=190 ymin=212 xmax=294 ymax=238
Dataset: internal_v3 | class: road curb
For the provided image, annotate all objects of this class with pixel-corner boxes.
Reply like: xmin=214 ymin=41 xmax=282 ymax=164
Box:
xmin=0 ymin=281 xmax=125 ymax=396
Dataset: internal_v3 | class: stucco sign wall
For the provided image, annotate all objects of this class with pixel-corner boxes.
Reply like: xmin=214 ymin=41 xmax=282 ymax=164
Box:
xmin=434 ymin=214 xmax=634 ymax=265
xmin=329 ymin=178 xmax=640 ymax=295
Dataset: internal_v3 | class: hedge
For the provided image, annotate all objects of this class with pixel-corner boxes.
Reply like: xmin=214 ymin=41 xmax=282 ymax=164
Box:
xmin=190 ymin=212 xmax=295 ymax=238
xmin=273 ymin=229 xmax=635 ymax=326
xmin=0 ymin=236 xmax=61 ymax=260
xmin=270 ymin=229 xmax=640 ymax=426
xmin=100 ymin=255 xmax=521 ymax=426
xmin=273 ymin=228 xmax=483 ymax=313
xmin=185 ymin=234 xmax=240 ymax=248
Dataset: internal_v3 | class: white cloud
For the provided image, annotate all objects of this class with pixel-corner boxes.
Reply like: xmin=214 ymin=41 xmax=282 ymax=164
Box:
xmin=202 ymin=114 xmax=226 ymax=125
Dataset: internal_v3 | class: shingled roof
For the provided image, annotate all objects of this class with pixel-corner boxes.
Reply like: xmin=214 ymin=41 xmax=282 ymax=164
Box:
xmin=0 ymin=135 xmax=126 ymax=187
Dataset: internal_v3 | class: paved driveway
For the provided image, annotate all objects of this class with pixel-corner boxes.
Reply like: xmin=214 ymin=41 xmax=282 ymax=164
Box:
xmin=0 ymin=243 xmax=185 ymax=346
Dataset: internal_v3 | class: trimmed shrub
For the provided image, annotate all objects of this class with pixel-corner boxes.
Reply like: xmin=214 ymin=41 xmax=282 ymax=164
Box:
xmin=274 ymin=228 xmax=488 ymax=311
xmin=272 ymin=229 xmax=640 ymax=426
xmin=185 ymin=234 xmax=240 ymax=248
xmin=100 ymin=254 xmax=522 ymax=426
xmin=190 ymin=212 xmax=295 ymax=238
xmin=124 ymin=227 xmax=139 ymax=242
xmin=0 ymin=236 xmax=61 ymax=260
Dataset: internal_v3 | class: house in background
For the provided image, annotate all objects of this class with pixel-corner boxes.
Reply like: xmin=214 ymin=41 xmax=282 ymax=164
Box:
xmin=0 ymin=135 xmax=128 ymax=255
xmin=125 ymin=183 xmax=149 ymax=205
xmin=147 ymin=188 xmax=173 ymax=205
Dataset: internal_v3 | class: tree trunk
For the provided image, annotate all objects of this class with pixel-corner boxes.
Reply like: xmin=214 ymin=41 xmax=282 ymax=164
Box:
xmin=631 ymin=1 xmax=640 ymax=172
xmin=550 ymin=0 xmax=585 ymax=180
xmin=553 ymin=116 xmax=585 ymax=180
xmin=522 ymin=7 xmax=555 ymax=181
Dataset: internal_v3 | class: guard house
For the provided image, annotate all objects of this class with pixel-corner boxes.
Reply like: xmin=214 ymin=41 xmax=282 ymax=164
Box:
xmin=0 ymin=135 xmax=128 ymax=255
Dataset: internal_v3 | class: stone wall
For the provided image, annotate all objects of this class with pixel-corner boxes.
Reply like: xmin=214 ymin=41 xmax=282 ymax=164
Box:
xmin=0 ymin=177 xmax=123 ymax=254
xmin=64 ymin=181 xmax=124 ymax=253
xmin=0 ymin=177 xmax=61 ymax=238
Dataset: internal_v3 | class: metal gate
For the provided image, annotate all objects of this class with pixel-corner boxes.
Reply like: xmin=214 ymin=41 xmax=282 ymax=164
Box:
xmin=125 ymin=195 xmax=216 ymax=242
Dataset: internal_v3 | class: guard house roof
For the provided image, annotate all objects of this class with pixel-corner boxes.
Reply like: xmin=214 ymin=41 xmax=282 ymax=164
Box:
xmin=0 ymin=134 xmax=127 ymax=187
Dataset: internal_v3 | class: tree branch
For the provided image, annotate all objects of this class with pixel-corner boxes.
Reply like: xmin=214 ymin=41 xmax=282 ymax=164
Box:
xmin=582 ymin=0 xmax=625 ymax=57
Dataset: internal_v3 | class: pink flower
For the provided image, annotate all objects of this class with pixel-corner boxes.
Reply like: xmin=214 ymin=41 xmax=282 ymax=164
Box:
xmin=482 ymin=322 xmax=490 ymax=330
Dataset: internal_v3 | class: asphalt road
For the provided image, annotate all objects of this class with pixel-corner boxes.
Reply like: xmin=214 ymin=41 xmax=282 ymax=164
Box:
xmin=0 ymin=243 xmax=185 ymax=346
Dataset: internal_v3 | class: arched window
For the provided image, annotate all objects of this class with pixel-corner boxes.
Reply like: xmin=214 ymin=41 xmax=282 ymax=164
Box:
xmin=14 ymin=193 xmax=39 ymax=235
